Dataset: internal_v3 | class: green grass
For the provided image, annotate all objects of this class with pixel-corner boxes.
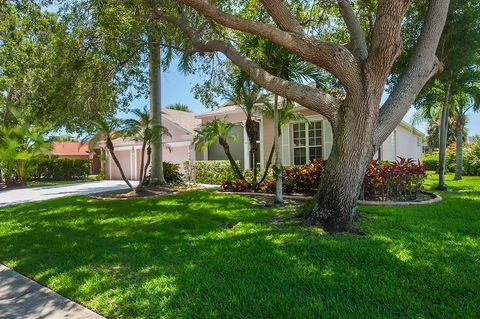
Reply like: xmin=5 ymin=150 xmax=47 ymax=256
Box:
xmin=0 ymin=172 xmax=479 ymax=318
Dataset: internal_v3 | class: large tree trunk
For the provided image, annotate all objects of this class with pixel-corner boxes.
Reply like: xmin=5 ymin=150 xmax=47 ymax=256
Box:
xmin=273 ymin=95 xmax=283 ymax=204
xmin=149 ymin=37 xmax=166 ymax=185
xmin=106 ymin=138 xmax=133 ymax=189
xmin=454 ymin=114 xmax=464 ymax=181
xmin=219 ymin=137 xmax=246 ymax=182
xmin=310 ymin=97 xmax=377 ymax=232
xmin=437 ymin=84 xmax=450 ymax=190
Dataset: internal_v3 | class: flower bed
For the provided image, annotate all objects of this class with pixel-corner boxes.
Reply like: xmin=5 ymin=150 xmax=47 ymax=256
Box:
xmin=221 ymin=157 xmax=427 ymax=202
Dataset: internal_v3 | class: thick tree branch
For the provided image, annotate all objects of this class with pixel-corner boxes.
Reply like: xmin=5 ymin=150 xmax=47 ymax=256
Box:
xmin=177 ymin=0 xmax=363 ymax=94
xmin=375 ymin=0 xmax=450 ymax=144
xmin=337 ymin=0 xmax=368 ymax=60
xmin=366 ymin=0 xmax=409 ymax=88
xmin=153 ymin=8 xmax=340 ymax=123
xmin=258 ymin=0 xmax=304 ymax=34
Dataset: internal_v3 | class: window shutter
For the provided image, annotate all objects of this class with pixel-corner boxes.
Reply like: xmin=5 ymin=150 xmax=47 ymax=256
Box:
xmin=281 ymin=124 xmax=290 ymax=165
xmin=323 ymin=120 xmax=333 ymax=159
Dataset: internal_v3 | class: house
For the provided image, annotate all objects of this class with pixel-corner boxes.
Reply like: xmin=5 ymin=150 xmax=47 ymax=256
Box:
xmin=195 ymin=100 xmax=425 ymax=169
xmin=104 ymin=109 xmax=200 ymax=180
xmin=51 ymin=141 xmax=101 ymax=175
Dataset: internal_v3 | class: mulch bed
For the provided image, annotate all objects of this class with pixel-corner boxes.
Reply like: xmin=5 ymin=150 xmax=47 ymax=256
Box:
xmin=217 ymin=190 xmax=442 ymax=206
xmin=90 ymin=185 xmax=180 ymax=200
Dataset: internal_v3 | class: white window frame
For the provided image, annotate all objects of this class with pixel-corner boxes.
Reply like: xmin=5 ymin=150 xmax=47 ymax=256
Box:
xmin=290 ymin=115 xmax=325 ymax=166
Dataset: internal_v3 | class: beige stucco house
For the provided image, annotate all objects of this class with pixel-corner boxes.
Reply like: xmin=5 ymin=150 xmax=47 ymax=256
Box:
xmin=104 ymin=101 xmax=423 ymax=180
xmin=104 ymin=109 xmax=200 ymax=180
xmin=195 ymin=100 xmax=425 ymax=170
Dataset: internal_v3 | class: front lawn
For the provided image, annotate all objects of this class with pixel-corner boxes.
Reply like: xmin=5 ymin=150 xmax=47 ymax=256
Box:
xmin=0 ymin=173 xmax=479 ymax=318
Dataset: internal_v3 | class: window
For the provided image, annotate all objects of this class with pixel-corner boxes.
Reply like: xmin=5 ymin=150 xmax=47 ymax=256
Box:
xmin=292 ymin=121 xmax=323 ymax=165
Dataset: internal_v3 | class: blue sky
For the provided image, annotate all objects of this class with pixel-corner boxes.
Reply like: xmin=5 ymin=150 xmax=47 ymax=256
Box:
xmin=130 ymin=59 xmax=480 ymax=136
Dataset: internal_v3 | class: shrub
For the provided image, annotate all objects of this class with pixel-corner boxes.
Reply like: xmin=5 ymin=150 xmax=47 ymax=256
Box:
xmin=423 ymin=153 xmax=438 ymax=171
xmin=185 ymin=160 xmax=238 ymax=184
xmin=363 ymin=157 xmax=426 ymax=201
xmin=463 ymin=137 xmax=480 ymax=176
xmin=221 ymin=179 xmax=250 ymax=192
xmin=163 ymin=162 xmax=183 ymax=185
xmin=221 ymin=157 xmax=427 ymax=202
xmin=30 ymin=157 xmax=90 ymax=180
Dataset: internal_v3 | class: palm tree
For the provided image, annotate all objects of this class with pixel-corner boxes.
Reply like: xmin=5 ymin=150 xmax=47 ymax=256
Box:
xmin=259 ymin=100 xmax=308 ymax=184
xmin=123 ymin=108 xmax=171 ymax=192
xmin=166 ymin=103 xmax=192 ymax=112
xmin=87 ymin=119 xmax=133 ymax=189
xmin=193 ymin=118 xmax=245 ymax=181
xmin=0 ymin=125 xmax=51 ymax=187
xmin=451 ymin=92 xmax=479 ymax=180
xmin=148 ymin=35 xmax=166 ymax=186
xmin=230 ymin=70 xmax=269 ymax=186
xmin=242 ymin=37 xmax=325 ymax=204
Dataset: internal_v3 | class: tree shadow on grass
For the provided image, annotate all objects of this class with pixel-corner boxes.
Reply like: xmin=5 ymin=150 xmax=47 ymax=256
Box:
xmin=0 ymin=190 xmax=479 ymax=318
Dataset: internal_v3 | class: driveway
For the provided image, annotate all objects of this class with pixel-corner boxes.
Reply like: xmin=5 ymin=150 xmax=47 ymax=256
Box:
xmin=0 ymin=180 xmax=138 ymax=207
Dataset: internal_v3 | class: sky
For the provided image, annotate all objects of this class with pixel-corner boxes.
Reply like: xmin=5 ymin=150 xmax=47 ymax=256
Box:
xmin=130 ymin=60 xmax=480 ymax=137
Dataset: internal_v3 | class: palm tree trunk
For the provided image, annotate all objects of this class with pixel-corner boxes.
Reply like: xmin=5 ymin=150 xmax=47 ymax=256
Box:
xmin=454 ymin=113 xmax=464 ymax=180
xmin=245 ymin=117 xmax=258 ymax=185
xmin=106 ymin=137 xmax=133 ymax=189
xmin=259 ymin=144 xmax=275 ymax=184
xmin=273 ymin=95 xmax=283 ymax=204
xmin=144 ymin=144 xmax=152 ymax=182
xmin=148 ymin=37 xmax=166 ymax=185
xmin=219 ymin=137 xmax=246 ymax=182
xmin=136 ymin=141 xmax=147 ymax=192
xmin=437 ymin=83 xmax=450 ymax=190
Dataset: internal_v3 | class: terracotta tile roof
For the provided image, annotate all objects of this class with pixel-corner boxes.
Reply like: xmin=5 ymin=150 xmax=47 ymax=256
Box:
xmin=162 ymin=108 xmax=201 ymax=133
xmin=51 ymin=142 xmax=89 ymax=156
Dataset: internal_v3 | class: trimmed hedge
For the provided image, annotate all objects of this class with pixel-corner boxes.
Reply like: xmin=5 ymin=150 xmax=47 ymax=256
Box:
xmin=30 ymin=157 xmax=90 ymax=180
xmin=423 ymin=153 xmax=438 ymax=171
xmin=184 ymin=160 xmax=238 ymax=184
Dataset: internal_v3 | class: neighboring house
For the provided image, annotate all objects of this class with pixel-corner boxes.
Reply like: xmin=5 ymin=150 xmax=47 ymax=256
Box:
xmin=51 ymin=141 xmax=89 ymax=160
xmin=104 ymin=109 xmax=200 ymax=180
xmin=195 ymin=100 xmax=425 ymax=170
xmin=50 ymin=141 xmax=101 ymax=174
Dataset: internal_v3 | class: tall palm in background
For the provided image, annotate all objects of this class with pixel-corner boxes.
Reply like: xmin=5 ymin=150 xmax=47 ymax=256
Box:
xmin=148 ymin=35 xmax=166 ymax=186
xmin=193 ymin=119 xmax=245 ymax=181
xmin=123 ymin=108 xmax=170 ymax=192
xmin=451 ymin=92 xmax=479 ymax=180
xmin=412 ymin=85 xmax=479 ymax=183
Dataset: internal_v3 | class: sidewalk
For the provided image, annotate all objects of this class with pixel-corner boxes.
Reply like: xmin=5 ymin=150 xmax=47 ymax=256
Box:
xmin=0 ymin=264 xmax=104 ymax=319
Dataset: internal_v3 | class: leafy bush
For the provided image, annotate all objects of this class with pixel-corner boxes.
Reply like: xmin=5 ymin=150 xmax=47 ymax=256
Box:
xmin=262 ymin=159 xmax=327 ymax=194
xmin=423 ymin=153 xmax=438 ymax=171
xmin=162 ymin=162 xmax=183 ymax=185
xmin=185 ymin=160 xmax=238 ymax=184
xmin=221 ymin=179 xmax=250 ymax=192
xmin=30 ymin=157 xmax=90 ymax=180
xmin=363 ymin=158 xmax=426 ymax=201
xmin=221 ymin=157 xmax=427 ymax=202
xmin=463 ymin=137 xmax=480 ymax=176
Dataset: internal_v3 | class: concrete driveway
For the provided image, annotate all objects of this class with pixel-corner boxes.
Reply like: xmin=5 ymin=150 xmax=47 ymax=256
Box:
xmin=0 ymin=180 xmax=138 ymax=207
